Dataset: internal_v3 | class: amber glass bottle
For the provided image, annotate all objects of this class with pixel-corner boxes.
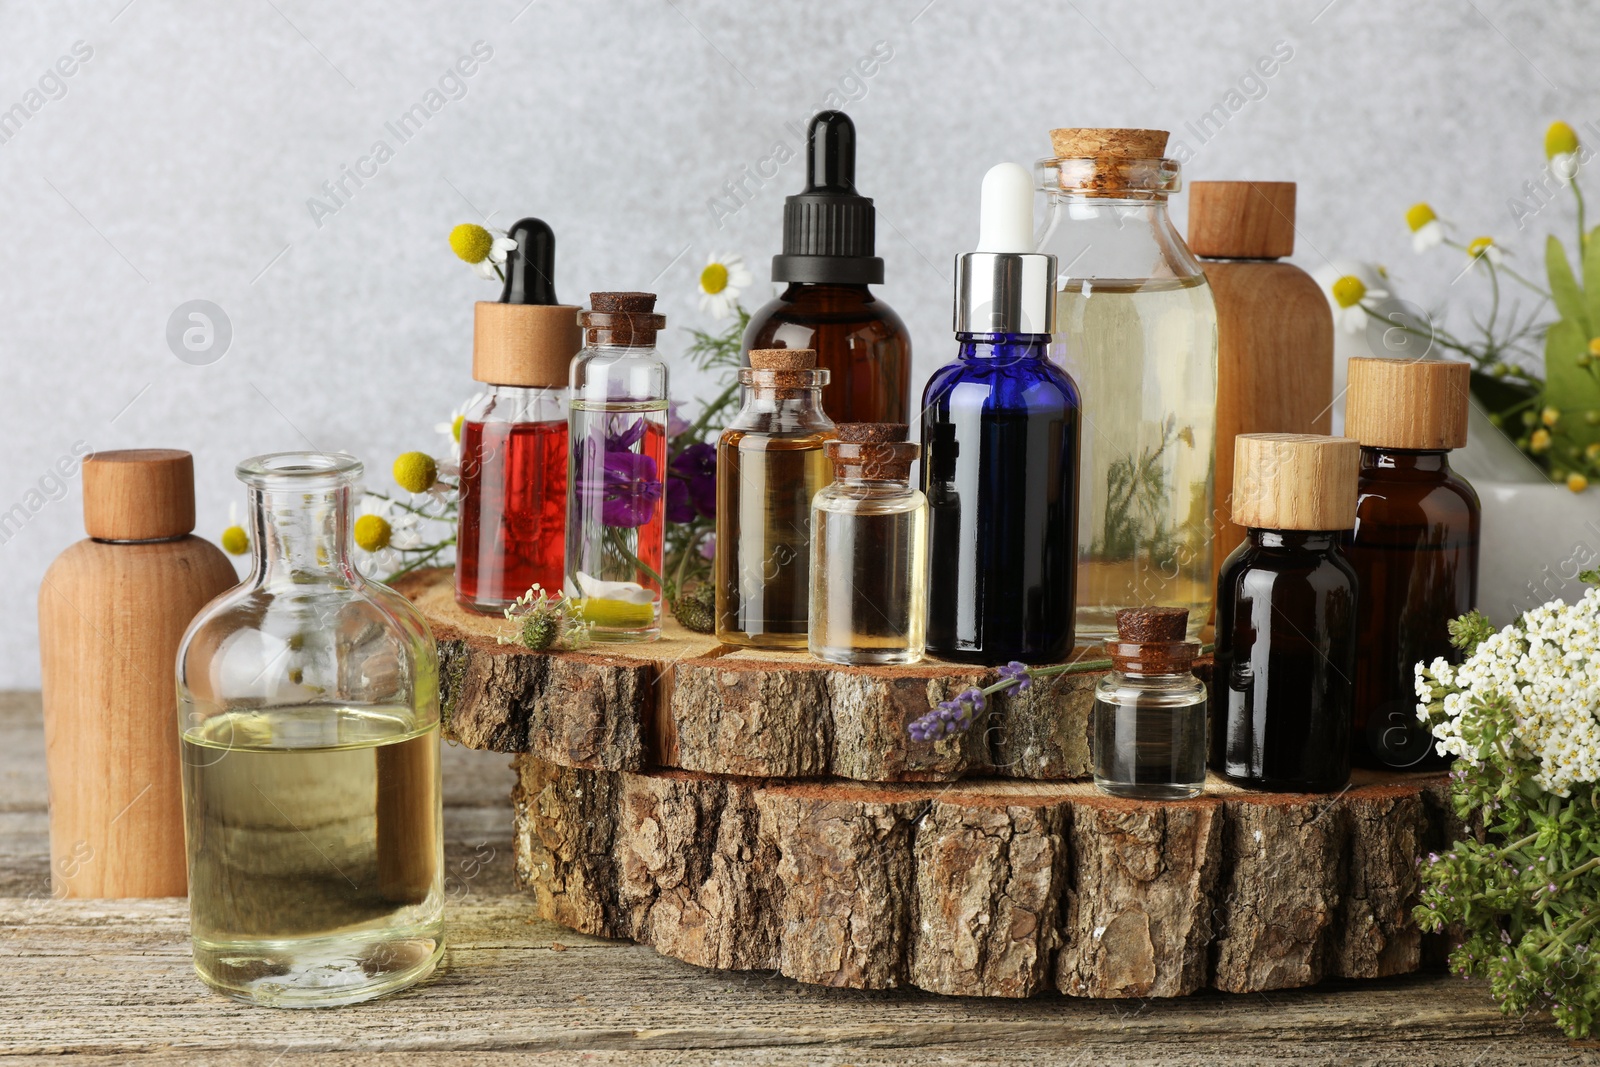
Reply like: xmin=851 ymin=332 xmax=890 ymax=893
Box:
xmin=1215 ymin=434 xmax=1361 ymax=793
xmin=743 ymin=111 xmax=911 ymax=424
xmin=1344 ymin=357 xmax=1479 ymax=770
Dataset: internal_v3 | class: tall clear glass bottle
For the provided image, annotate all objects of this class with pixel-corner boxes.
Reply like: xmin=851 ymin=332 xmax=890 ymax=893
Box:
xmin=809 ymin=423 xmax=927 ymax=665
xmin=716 ymin=348 xmax=835 ymax=649
xmin=566 ymin=292 xmax=669 ymax=641
xmin=176 ymin=452 xmax=443 ymax=1007
xmin=1037 ymin=128 xmax=1218 ymax=645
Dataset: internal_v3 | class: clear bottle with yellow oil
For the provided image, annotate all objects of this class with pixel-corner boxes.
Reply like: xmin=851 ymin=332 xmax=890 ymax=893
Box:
xmin=1036 ymin=127 xmax=1219 ymax=645
xmin=716 ymin=348 xmax=836 ymax=649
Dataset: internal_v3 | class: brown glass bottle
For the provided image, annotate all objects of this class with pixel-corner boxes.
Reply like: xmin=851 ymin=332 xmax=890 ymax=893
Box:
xmin=1343 ymin=357 xmax=1479 ymax=770
xmin=743 ymin=111 xmax=911 ymax=424
xmin=1213 ymin=434 xmax=1361 ymax=793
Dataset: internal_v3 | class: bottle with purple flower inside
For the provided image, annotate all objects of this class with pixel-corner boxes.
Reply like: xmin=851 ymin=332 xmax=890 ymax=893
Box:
xmin=566 ymin=292 xmax=670 ymax=641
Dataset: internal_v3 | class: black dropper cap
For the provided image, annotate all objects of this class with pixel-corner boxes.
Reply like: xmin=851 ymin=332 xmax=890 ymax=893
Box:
xmin=771 ymin=111 xmax=884 ymax=286
xmin=499 ymin=217 xmax=558 ymax=305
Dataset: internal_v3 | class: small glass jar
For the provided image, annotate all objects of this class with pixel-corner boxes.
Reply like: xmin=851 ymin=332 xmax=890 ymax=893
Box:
xmin=809 ymin=424 xmax=927 ymax=665
xmin=716 ymin=348 xmax=836 ymax=649
xmin=566 ymin=293 xmax=669 ymax=641
xmin=176 ymin=452 xmax=443 ymax=1007
xmin=1093 ymin=607 xmax=1207 ymax=799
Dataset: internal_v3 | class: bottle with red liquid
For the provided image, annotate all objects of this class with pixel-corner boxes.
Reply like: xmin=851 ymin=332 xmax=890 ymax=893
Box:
xmin=455 ymin=218 xmax=583 ymax=614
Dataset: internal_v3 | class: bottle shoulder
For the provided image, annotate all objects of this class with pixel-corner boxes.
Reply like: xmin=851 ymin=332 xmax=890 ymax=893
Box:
xmin=1219 ymin=539 xmax=1358 ymax=590
xmin=744 ymin=286 xmax=911 ymax=345
xmin=922 ymin=349 xmax=1082 ymax=408
xmin=1354 ymin=470 xmax=1482 ymax=532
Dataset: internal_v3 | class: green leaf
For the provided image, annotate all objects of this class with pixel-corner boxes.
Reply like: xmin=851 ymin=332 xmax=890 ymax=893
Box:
xmin=1544 ymin=316 xmax=1600 ymax=455
xmin=1585 ymin=225 xmax=1600 ymax=336
xmin=1547 ymin=234 xmax=1587 ymax=333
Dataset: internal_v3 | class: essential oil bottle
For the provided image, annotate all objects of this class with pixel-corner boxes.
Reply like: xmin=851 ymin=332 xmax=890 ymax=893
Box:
xmin=1344 ymin=356 xmax=1479 ymax=770
xmin=921 ymin=162 xmax=1081 ymax=664
xmin=1038 ymin=128 xmax=1218 ymax=645
xmin=809 ymin=423 xmax=928 ymax=665
xmin=744 ymin=111 xmax=912 ymax=424
xmin=455 ymin=218 xmax=582 ymax=614
xmin=715 ymin=348 xmax=836 ymax=649
xmin=1092 ymin=607 xmax=1207 ymax=800
xmin=566 ymin=292 xmax=669 ymax=641
xmin=1215 ymin=433 xmax=1360 ymax=793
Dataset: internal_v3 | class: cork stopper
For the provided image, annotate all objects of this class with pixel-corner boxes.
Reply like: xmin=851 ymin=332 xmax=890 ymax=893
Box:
xmin=826 ymin=423 xmax=917 ymax=481
xmin=1187 ymin=181 xmax=1297 ymax=259
xmin=472 ymin=303 xmax=582 ymax=387
xmin=1048 ymin=128 xmax=1170 ymax=159
xmin=1344 ymin=357 xmax=1470 ymax=451
xmin=581 ymin=292 xmax=665 ymax=347
xmin=1231 ymin=433 xmax=1360 ymax=531
xmin=748 ymin=348 xmax=816 ymax=371
xmin=1108 ymin=607 xmax=1196 ymax=674
xmin=82 ymin=449 xmax=196 ymax=541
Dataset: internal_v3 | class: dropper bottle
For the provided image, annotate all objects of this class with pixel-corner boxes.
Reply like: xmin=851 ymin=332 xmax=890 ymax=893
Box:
xmin=455 ymin=218 xmax=583 ymax=614
xmin=744 ymin=111 xmax=912 ymax=424
xmin=921 ymin=163 xmax=1082 ymax=664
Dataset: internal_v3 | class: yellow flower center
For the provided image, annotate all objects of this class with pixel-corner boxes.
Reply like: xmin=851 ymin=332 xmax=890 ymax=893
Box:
xmin=1331 ymin=275 xmax=1368 ymax=309
xmin=1405 ymin=203 xmax=1437 ymax=232
xmin=1467 ymin=236 xmax=1495 ymax=259
xmin=354 ymin=514 xmax=392 ymax=552
xmin=1542 ymin=406 xmax=1561 ymax=426
xmin=1567 ymin=473 xmax=1589 ymax=493
xmin=220 ymin=525 xmax=249 ymax=556
xmin=1546 ymin=121 xmax=1580 ymax=160
xmin=449 ymin=223 xmax=493 ymax=265
xmin=1530 ymin=428 xmax=1552 ymax=452
xmin=452 ymin=414 xmax=465 ymax=442
xmin=700 ymin=262 xmax=730 ymax=295
xmin=393 ymin=451 xmax=439 ymax=494
xmin=1588 ymin=338 xmax=1600 ymax=357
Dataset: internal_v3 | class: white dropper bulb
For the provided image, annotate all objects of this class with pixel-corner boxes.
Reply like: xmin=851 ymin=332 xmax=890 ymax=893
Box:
xmin=975 ymin=162 xmax=1036 ymax=253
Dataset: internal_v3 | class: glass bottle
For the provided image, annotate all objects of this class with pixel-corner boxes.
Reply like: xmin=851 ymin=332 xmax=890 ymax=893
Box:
xmin=176 ymin=452 xmax=443 ymax=1007
xmin=566 ymin=292 xmax=669 ymax=641
xmin=1344 ymin=357 xmax=1480 ymax=770
xmin=922 ymin=162 xmax=1081 ymax=664
xmin=1036 ymin=127 xmax=1218 ymax=645
xmin=1093 ymin=607 xmax=1207 ymax=799
xmin=1214 ymin=434 xmax=1361 ymax=792
xmin=744 ymin=110 xmax=912 ymax=424
xmin=455 ymin=218 xmax=581 ymax=614
xmin=716 ymin=348 xmax=835 ymax=648
xmin=809 ymin=423 xmax=928 ymax=665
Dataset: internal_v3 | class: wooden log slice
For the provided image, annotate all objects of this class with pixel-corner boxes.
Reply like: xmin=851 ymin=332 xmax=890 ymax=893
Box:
xmin=400 ymin=568 xmax=1195 ymax=782
xmin=513 ymin=756 xmax=1452 ymax=999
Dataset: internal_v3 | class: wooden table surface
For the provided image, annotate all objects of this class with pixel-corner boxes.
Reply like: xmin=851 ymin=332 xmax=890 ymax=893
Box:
xmin=1 ymin=692 xmax=1592 ymax=1066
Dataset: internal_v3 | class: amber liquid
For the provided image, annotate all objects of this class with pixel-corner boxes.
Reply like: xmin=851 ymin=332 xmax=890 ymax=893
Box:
xmin=744 ymin=284 xmax=912 ymax=424
xmin=715 ymin=432 xmax=833 ymax=648
xmin=456 ymin=418 xmax=567 ymax=612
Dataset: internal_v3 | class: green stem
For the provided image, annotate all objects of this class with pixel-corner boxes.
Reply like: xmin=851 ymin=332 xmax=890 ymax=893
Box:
xmin=1574 ymin=180 xmax=1588 ymax=249
xmin=602 ymin=526 xmax=667 ymax=591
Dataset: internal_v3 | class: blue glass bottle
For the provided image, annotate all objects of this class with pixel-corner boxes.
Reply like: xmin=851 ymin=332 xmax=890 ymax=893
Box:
xmin=921 ymin=163 xmax=1081 ymax=664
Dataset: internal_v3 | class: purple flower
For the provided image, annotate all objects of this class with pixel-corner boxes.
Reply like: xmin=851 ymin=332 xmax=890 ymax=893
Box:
xmin=908 ymin=689 xmax=987 ymax=742
xmin=599 ymin=451 xmax=663 ymax=528
xmin=997 ymin=661 xmax=1032 ymax=692
xmin=666 ymin=442 xmax=717 ymax=523
xmin=699 ymin=534 xmax=717 ymax=560
xmin=667 ymin=402 xmax=691 ymax=438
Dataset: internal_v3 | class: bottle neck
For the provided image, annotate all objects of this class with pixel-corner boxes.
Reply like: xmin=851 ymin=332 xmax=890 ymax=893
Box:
xmin=249 ymin=484 xmax=359 ymax=588
xmin=955 ymin=333 xmax=1052 ymax=360
xmin=1249 ymin=529 xmax=1342 ymax=551
xmin=1362 ymin=446 xmax=1452 ymax=474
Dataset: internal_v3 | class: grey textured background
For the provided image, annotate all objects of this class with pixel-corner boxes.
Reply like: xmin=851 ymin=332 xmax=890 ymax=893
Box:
xmin=0 ymin=0 xmax=1591 ymax=685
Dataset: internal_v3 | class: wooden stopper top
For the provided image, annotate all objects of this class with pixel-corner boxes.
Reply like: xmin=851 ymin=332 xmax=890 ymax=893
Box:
xmin=82 ymin=449 xmax=196 ymax=541
xmin=1116 ymin=606 xmax=1188 ymax=643
xmin=1344 ymin=357 xmax=1471 ymax=451
xmin=1231 ymin=433 xmax=1360 ymax=531
xmin=472 ymin=302 xmax=583 ymax=387
xmin=590 ymin=292 xmax=655 ymax=313
xmin=581 ymin=292 xmax=663 ymax=347
xmin=748 ymin=348 xmax=816 ymax=371
xmin=1108 ymin=606 xmax=1196 ymax=673
xmin=836 ymin=422 xmax=907 ymax=444
xmin=1048 ymin=128 xmax=1169 ymax=159
xmin=826 ymin=424 xmax=916 ymax=480
xmin=1187 ymin=181 xmax=1297 ymax=259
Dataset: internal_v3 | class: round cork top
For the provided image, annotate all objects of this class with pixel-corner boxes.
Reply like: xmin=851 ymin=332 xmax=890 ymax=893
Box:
xmin=473 ymin=302 xmax=583 ymax=387
xmin=1048 ymin=128 xmax=1170 ymax=159
xmin=748 ymin=348 xmax=816 ymax=371
xmin=1187 ymin=181 xmax=1297 ymax=259
xmin=1344 ymin=357 xmax=1470 ymax=451
xmin=1116 ymin=606 xmax=1189 ymax=643
xmin=826 ymin=423 xmax=917 ymax=480
xmin=1231 ymin=433 xmax=1360 ymax=531
xmin=1108 ymin=607 xmax=1196 ymax=673
xmin=82 ymin=449 xmax=196 ymax=541
xmin=581 ymin=292 xmax=665 ymax=348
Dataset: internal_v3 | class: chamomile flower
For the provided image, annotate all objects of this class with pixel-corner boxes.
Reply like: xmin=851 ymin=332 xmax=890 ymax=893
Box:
xmin=434 ymin=396 xmax=481 ymax=460
xmin=1466 ymin=236 xmax=1503 ymax=267
xmin=1546 ymin=121 xmax=1581 ymax=187
xmin=1329 ymin=272 xmax=1389 ymax=333
xmin=698 ymin=252 xmax=752 ymax=320
xmin=393 ymin=451 xmax=440 ymax=495
xmin=220 ymin=502 xmax=249 ymax=556
xmin=449 ymin=223 xmax=517 ymax=281
xmin=1406 ymin=202 xmax=1445 ymax=252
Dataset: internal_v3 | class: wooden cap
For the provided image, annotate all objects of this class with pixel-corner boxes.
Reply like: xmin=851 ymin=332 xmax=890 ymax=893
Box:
xmin=1187 ymin=181 xmax=1296 ymax=259
xmin=1109 ymin=607 xmax=1196 ymax=673
xmin=82 ymin=449 xmax=195 ymax=541
xmin=1231 ymin=434 xmax=1360 ymax=531
xmin=1116 ymin=607 xmax=1188 ymax=643
xmin=826 ymin=424 xmax=916 ymax=480
xmin=748 ymin=348 xmax=816 ymax=371
xmin=1344 ymin=357 xmax=1470 ymax=450
xmin=581 ymin=292 xmax=664 ymax=347
xmin=472 ymin=302 xmax=583 ymax=388
xmin=1048 ymin=128 xmax=1169 ymax=159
